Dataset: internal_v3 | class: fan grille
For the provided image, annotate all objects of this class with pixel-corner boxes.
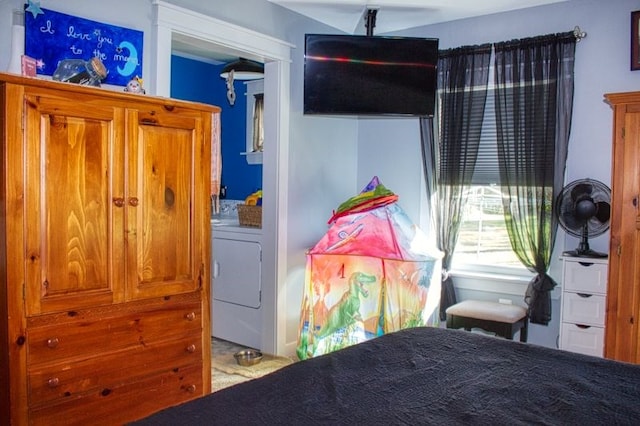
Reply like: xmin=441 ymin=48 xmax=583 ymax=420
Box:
xmin=556 ymin=178 xmax=611 ymax=257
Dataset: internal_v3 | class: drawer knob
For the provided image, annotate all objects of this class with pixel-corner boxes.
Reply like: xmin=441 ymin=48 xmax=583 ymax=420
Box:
xmin=47 ymin=377 xmax=60 ymax=388
xmin=185 ymin=312 xmax=196 ymax=321
xmin=46 ymin=337 xmax=59 ymax=348
xmin=186 ymin=344 xmax=196 ymax=353
xmin=186 ymin=384 xmax=196 ymax=393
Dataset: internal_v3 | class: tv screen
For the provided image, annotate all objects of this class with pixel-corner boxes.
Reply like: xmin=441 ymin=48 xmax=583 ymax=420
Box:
xmin=303 ymin=34 xmax=438 ymax=117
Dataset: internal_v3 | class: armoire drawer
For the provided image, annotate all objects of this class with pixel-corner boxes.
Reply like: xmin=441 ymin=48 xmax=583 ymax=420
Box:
xmin=29 ymin=362 xmax=203 ymax=426
xmin=560 ymin=322 xmax=604 ymax=357
xmin=27 ymin=300 xmax=202 ymax=366
xmin=28 ymin=331 xmax=202 ymax=406
xmin=561 ymin=292 xmax=606 ymax=326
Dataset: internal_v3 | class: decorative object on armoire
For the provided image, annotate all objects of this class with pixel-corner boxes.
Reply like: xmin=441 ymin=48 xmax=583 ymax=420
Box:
xmin=124 ymin=75 xmax=146 ymax=94
xmin=219 ymin=58 xmax=264 ymax=105
xmin=21 ymin=55 xmax=37 ymax=77
xmin=296 ymin=177 xmax=442 ymax=360
xmin=631 ymin=11 xmax=640 ymax=70
xmin=6 ymin=9 xmax=25 ymax=74
xmin=0 ymin=72 xmax=220 ymax=424
xmin=556 ymin=178 xmax=611 ymax=258
xmin=24 ymin=6 xmax=143 ymax=86
xmin=52 ymin=56 xmax=107 ymax=86
xmin=25 ymin=0 xmax=43 ymax=18
xmin=604 ymin=91 xmax=640 ymax=364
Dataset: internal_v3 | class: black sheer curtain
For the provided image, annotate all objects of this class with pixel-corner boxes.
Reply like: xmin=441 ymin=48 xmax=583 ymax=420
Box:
xmin=493 ymin=32 xmax=576 ymax=325
xmin=421 ymin=44 xmax=492 ymax=320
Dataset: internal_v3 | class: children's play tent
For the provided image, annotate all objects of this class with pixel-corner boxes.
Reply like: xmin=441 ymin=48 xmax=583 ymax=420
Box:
xmin=296 ymin=178 xmax=443 ymax=360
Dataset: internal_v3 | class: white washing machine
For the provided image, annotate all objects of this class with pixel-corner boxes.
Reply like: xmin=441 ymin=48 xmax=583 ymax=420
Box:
xmin=211 ymin=218 xmax=263 ymax=349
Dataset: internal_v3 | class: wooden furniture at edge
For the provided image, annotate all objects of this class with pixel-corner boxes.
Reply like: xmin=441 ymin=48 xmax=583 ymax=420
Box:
xmin=604 ymin=91 xmax=640 ymax=364
xmin=0 ymin=72 xmax=218 ymax=424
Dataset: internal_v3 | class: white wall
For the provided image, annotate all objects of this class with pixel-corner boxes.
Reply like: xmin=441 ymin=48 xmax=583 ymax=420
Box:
xmin=3 ymin=0 xmax=636 ymax=351
xmin=357 ymin=0 xmax=640 ymax=347
xmin=356 ymin=118 xmax=424 ymax=221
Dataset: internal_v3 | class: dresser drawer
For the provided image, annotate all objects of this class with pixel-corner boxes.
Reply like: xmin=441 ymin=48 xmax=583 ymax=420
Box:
xmin=560 ymin=323 xmax=604 ymax=357
xmin=561 ymin=292 xmax=606 ymax=326
xmin=28 ymin=330 xmax=203 ymax=406
xmin=27 ymin=300 xmax=202 ymax=366
xmin=29 ymin=362 xmax=204 ymax=426
xmin=563 ymin=259 xmax=608 ymax=294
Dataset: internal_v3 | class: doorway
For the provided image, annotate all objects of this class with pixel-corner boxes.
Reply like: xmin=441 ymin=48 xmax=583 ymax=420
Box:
xmin=150 ymin=1 xmax=292 ymax=355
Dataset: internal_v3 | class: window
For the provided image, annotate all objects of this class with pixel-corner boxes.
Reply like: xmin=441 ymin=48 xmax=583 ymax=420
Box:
xmin=244 ymin=79 xmax=264 ymax=164
xmin=252 ymin=93 xmax=264 ymax=152
xmin=452 ymin=184 xmax=524 ymax=270
xmin=449 ymin=89 xmax=527 ymax=273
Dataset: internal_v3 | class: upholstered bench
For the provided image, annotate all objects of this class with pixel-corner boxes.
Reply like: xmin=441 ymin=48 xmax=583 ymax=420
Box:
xmin=446 ymin=300 xmax=529 ymax=342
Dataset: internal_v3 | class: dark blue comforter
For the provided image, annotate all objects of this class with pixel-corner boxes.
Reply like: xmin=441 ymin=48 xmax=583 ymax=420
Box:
xmin=134 ymin=326 xmax=640 ymax=425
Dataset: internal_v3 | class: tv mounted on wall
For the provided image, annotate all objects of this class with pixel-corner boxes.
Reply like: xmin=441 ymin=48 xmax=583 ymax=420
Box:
xmin=303 ymin=34 xmax=439 ymax=117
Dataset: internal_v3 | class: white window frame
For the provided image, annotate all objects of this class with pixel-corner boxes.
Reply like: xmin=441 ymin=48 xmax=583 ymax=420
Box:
xmin=444 ymin=78 xmax=533 ymax=281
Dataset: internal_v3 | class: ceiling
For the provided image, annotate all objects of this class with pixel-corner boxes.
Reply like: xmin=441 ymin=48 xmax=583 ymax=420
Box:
xmin=268 ymin=0 xmax=568 ymax=34
xmin=171 ymin=0 xmax=569 ymax=63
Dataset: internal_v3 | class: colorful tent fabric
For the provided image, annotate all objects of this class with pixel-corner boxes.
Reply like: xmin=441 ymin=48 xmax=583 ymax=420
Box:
xmin=327 ymin=176 xmax=398 ymax=224
xmin=296 ymin=178 xmax=443 ymax=360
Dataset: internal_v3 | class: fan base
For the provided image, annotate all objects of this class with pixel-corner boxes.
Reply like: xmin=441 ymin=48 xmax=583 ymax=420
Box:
xmin=562 ymin=249 xmax=608 ymax=258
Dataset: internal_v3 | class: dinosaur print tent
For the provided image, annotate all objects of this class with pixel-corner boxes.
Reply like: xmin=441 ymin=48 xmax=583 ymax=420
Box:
xmin=296 ymin=178 xmax=443 ymax=360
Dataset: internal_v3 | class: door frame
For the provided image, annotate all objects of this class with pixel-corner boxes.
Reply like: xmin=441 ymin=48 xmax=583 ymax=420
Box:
xmin=150 ymin=0 xmax=292 ymax=355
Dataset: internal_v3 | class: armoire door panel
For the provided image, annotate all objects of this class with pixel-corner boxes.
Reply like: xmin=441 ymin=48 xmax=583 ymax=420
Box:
xmin=126 ymin=108 xmax=203 ymax=299
xmin=23 ymin=93 xmax=125 ymax=316
xmin=605 ymin=93 xmax=640 ymax=364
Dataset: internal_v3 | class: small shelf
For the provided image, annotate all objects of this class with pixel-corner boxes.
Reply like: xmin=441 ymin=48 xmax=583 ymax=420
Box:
xmin=241 ymin=151 xmax=263 ymax=165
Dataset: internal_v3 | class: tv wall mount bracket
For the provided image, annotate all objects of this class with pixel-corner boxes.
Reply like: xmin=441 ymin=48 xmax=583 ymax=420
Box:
xmin=364 ymin=7 xmax=378 ymax=36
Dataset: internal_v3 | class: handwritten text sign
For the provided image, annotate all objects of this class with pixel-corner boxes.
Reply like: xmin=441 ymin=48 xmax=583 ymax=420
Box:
xmin=25 ymin=8 xmax=143 ymax=86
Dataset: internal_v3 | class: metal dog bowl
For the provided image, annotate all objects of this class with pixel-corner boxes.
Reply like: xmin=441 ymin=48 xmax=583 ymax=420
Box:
xmin=234 ymin=349 xmax=263 ymax=366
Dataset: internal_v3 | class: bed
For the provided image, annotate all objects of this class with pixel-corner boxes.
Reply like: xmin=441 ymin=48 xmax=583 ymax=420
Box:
xmin=134 ymin=326 xmax=640 ymax=425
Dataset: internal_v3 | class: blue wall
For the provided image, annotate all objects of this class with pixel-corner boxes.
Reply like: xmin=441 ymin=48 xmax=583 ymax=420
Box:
xmin=170 ymin=55 xmax=263 ymax=201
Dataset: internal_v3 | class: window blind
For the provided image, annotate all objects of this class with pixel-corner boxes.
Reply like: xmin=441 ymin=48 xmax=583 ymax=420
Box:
xmin=440 ymin=85 xmax=556 ymax=186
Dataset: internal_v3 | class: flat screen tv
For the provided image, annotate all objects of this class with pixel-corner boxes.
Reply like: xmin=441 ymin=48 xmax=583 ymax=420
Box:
xmin=303 ymin=34 xmax=439 ymax=117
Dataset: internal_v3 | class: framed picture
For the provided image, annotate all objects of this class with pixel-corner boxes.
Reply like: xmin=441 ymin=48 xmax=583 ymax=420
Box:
xmin=632 ymin=11 xmax=640 ymax=70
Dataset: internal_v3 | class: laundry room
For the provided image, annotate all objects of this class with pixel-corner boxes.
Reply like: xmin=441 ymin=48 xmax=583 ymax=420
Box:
xmin=171 ymin=53 xmax=266 ymax=349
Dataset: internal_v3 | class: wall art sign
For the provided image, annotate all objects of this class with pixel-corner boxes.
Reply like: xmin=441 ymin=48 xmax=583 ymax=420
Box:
xmin=632 ymin=10 xmax=640 ymax=71
xmin=25 ymin=6 xmax=143 ymax=86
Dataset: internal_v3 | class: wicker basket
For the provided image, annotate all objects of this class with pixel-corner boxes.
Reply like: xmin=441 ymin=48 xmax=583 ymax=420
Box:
xmin=237 ymin=204 xmax=262 ymax=228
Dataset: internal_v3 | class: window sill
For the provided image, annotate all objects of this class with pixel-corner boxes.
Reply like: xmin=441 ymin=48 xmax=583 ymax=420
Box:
xmin=449 ymin=269 xmax=561 ymax=300
xmin=451 ymin=268 xmax=532 ymax=283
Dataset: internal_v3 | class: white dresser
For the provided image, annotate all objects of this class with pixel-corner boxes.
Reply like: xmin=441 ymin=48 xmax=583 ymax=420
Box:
xmin=559 ymin=256 xmax=608 ymax=357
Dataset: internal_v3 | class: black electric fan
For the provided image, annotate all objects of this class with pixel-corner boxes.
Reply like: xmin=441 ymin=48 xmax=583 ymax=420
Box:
xmin=556 ymin=178 xmax=611 ymax=258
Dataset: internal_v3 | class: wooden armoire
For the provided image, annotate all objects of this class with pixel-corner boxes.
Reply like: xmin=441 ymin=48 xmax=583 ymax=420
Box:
xmin=604 ymin=91 xmax=640 ymax=364
xmin=0 ymin=72 xmax=218 ymax=424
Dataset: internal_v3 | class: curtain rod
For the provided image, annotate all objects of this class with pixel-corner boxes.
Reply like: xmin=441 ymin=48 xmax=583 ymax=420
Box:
xmin=573 ymin=26 xmax=587 ymax=42
xmin=440 ymin=26 xmax=587 ymax=57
